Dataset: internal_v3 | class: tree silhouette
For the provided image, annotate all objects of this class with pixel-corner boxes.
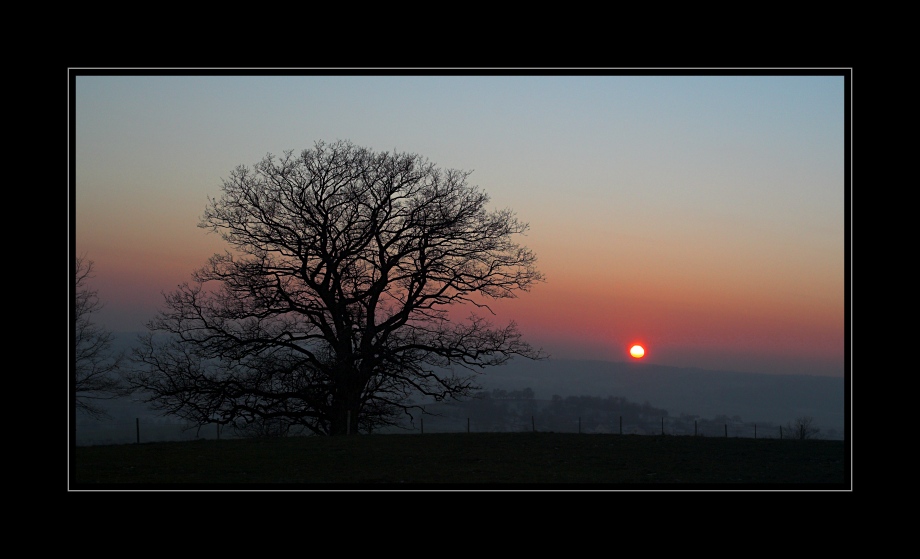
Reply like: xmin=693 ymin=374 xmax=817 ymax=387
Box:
xmin=128 ymin=140 xmax=545 ymax=435
xmin=785 ymin=415 xmax=821 ymax=440
xmin=75 ymin=255 xmax=125 ymax=419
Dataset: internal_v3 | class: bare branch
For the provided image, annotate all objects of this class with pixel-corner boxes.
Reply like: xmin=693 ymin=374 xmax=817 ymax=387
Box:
xmin=128 ymin=141 xmax=545 ymax=435
xmin=75 ymin=255 xmax=126 ymax=419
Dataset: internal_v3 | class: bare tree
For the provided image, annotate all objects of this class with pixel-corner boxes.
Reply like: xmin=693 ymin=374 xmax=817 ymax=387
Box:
xmin=230 ymin=416 xmax=303 ymax=439
xmin=128 ymin=140 xmax=545 ymax=435
xmin=785 ymin=415 xmax=821 ymax=440
xmin=75 ymin=255 xmax=125 ymax=419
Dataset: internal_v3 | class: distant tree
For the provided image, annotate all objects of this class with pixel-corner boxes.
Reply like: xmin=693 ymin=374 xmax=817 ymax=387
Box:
xmin=128 ymin=140 xmax=545 ymax=436
xmin=232 ymin=416 xmax=304 ymax=439
xmin=785 ymin=415 xmax=821 ymax=440
xmin=74 ymin=255 xmax=125 ymax=419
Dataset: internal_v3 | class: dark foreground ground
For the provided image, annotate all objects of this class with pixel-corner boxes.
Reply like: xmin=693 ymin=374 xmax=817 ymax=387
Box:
xmin=71 ymin=432 xmax=849 ymax=490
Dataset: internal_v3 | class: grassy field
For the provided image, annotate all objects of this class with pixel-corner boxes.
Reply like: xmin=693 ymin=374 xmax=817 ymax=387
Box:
xmin=71 ymin=432 xmax=849 ymax=490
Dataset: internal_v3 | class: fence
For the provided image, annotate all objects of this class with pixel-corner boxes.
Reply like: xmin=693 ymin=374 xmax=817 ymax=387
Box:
xmin=406 ymin=414 xmax=794 ymax=439
xmin=74 ymin=413 xmax=833 ymax=446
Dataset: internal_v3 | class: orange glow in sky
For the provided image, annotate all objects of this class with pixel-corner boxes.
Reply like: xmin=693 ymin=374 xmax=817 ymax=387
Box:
xmin=73 ymin=74 xmax=847 ymax=378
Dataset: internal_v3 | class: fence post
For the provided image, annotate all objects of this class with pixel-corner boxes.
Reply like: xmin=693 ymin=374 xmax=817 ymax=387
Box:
xmin=136 ymin=418 xmax=140 ymax=444
xmin=578 ymin=417 xmax=581 ymax=434
xmin=694 ymin=420 xmax=698 ymax=437
xmin=725 ymin=424 xmax=728 ymax=438
xmin=532 ymin=416 xmax=535 ymax=433
xmin=467 ymin=418 xmax=470 ymax=434
xmin=754 ymin=424 xmax=757 ymax=439
xmin=780 ymin=426 xmax=783 ymax=439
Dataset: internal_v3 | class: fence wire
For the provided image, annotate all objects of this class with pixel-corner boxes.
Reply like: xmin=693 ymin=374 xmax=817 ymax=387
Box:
xmin=75 ymin=414 xmax=824 ymax=446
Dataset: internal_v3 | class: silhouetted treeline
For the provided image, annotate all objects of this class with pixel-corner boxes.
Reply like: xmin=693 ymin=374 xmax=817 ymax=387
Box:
xmin=418 ymin=391 xmax=804 ymax=437
xmin=420 ymin=391 xmax=671 ymax=434
xmin=75 ymin=387 xmax=840 ymax=445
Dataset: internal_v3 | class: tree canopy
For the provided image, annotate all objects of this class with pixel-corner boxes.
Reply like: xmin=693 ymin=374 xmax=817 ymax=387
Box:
xmin=75 ymin=255 xmax=125 ymax=419
xmin=128 ymin=140 xmax=545 ymax=435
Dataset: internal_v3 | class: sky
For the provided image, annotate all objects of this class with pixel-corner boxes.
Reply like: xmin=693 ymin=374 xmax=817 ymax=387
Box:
xmin=71 ymin=70 xmax=848 ymax=378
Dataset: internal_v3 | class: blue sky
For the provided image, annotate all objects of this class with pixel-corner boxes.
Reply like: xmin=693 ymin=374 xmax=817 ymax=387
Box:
xmin=73 ymin=70 xmax=848 ymax=377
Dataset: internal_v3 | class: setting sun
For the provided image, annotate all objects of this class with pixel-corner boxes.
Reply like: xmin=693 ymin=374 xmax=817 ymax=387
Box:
xmin=629 ymin=345 xmax=645 ymax=359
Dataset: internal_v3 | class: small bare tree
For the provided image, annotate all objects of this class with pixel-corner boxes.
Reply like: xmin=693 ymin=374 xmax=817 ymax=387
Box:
xmin=75 ymin=255 xmax=125 ymax=419
xmin=785 ymin=415 xmax=821 ymax=440
xmin=231 ymin=416 xmax=304 ymax=439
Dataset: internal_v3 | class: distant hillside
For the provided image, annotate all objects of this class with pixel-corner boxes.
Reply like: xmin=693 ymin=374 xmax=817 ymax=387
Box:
xmin=92 ymin=334 xmax=846 ymax=440
xmin=475 ymin=358 xmax=846 ymax=436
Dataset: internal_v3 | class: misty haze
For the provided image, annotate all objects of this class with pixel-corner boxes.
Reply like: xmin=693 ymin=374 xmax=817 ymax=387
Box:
xmin=75 ymin=334 xmax=844 ymax=446
xmin=72 ymin=72 xmax=849 ymax=487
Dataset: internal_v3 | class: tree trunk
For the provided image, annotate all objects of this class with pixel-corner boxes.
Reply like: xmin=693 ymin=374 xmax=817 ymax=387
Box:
xmin=329 ymin=373 xmax=363 ymax=436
